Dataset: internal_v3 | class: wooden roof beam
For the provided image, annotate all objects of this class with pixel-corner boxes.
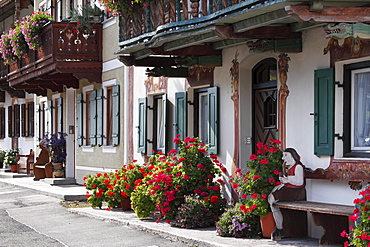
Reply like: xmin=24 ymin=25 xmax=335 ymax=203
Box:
xmin=286 ymin=6 xmax=370 ymax=23
xmin=212 ymin=26 xmax=301 ymax=40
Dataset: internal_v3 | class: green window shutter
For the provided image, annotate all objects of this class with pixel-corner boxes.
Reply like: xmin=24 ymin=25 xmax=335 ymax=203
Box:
xmin=76 ymin=93 xmax=84 ymax=146
xmin=175 ymin=92 xmax=187 ymax=140
xmin=14 ymin=104 xmax=20 ymax=137
xmin=208 ymin=87 xmax=219 ymax=154
xmin=137 ymin=97 xmax=147 ymax=153
xmin=21 ymin=103 xmax=26 ymax=137
xmin=8 ymin=106 xmax=12 ymax=137
xmin=90 ymin=90 xmax=97 ymax=146
xmin=96 ymin=88 xmax=104 ymax=146
xmin=112 ymin=85 xmax=120 ymax=146
xmin=0 ymin=107 xmax=5 ymax=139
xmin=314 ymin=68 xmax=335 ymax=155
xmin=57 ymin=98 xmax=63 ymax=133
xmin=28 ymin=102 xmax=35 ymax=137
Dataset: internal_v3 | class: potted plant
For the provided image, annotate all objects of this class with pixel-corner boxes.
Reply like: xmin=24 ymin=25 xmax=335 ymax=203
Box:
xmin=172 ymin=194 xmax=223 ymax=229
xmin=84 ymin=161 xmax=148 ymax=210
xmin=216 ymin=202 xmax=261 ymax=238
xmin=69 ymin=4 xmax=102 ymax=33
xmin=4 ymin=148 xmax=20 ymax=172
xmin=0 ymin=32 xmax=18 ymax=65
xmin=99 ymin=0 xmax=149 ymax=16
xmin=131 ymin=136 xmax=226 ymax=220
xmin=0 ymin=149 xmax=6 ymax=169
xmin=20 ymin=11 xmax=52 ymax=50
xmin=231 ymin=138 xmax=283 ymax=237
xmin=40 ymin=132 xmax=67 ymax=170
xmin=9 ymin=21 xmax=28 ymax=60
xmin=341 ymin=186 xmax=370 ymax=246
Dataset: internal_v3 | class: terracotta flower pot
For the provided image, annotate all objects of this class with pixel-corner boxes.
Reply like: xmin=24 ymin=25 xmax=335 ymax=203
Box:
xmin=260 ymin=212 xmax=276 ymax=238
xmin=120 ymin=199 xmax=131 ymax=211
xmin=10 ymin=165 xmax=18 ymax=173
xmin=52 ymin=163 xmax=63 ymax=170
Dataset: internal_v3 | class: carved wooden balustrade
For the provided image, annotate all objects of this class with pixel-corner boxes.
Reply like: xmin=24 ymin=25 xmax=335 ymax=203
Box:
xmin=119 ymin=0 xmax=263 ymax=43
xmin=8 ymin=22 xmax=102 ymax=95
xmin=9 ymin=22 xmax=102 ymax=73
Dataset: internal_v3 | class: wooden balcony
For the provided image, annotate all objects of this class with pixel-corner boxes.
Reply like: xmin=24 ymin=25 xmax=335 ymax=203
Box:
xmin=8 ymin=22 xmax=102 ymax=96
xmin=116 ymin=0 xmax=304 ymax=72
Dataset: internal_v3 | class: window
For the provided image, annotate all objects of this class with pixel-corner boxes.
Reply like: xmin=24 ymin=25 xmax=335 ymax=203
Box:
xmin=77 ymin=85 xmax=119 ymax=147
xmin=86 ymin=90 xmax=92 ymax=146
xmin=192 ymin=87 xmax=219 ymax=154
xmin=174 ymin=88 xmax=219 ymax=154
xmin=343 ymin=61 xmax=370 ymax=157
xmin=137 ymin=94 xmax=167 ymax=154
xmin=153 ymin=95 xmax=166 ymax=153
xmin=194 ymin=90 xmax=209 ymax=144
xmin=21 ymin=102 xmax=35 ymax=138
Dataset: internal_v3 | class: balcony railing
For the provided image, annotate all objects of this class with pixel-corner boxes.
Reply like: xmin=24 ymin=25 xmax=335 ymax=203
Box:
xmin=9 ymin=21 xmax=102 ymax=74
xmin=8 ymin=21 xmax=102 ymax=95
xmin=119 ymin=0 xmax=264 ymax=43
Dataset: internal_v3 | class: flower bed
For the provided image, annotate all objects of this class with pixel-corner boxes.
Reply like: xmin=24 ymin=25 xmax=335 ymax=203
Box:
xmin=85 ymin=136 xmax=227 ymax=228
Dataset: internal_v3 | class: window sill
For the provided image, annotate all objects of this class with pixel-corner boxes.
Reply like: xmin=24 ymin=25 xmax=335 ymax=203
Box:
xmin=81 ymin=146 xmax=94 ymax=153
xmin=102 ymin=146 xmax=116 ymax=154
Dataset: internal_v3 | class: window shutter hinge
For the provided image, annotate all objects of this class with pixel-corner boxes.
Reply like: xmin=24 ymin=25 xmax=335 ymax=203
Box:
xmin=335 ymin=81 xmax=343 ymax=87
xmin=334 ymin=133 xmax=343 ymax=140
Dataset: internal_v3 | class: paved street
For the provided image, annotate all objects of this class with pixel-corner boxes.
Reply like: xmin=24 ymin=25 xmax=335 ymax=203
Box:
xmin=0 ymin=182 xmax=188 ymax=247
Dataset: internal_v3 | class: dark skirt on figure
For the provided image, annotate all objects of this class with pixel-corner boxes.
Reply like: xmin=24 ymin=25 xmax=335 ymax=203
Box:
xmin=272 ymin=186 xmax=306 ymax=202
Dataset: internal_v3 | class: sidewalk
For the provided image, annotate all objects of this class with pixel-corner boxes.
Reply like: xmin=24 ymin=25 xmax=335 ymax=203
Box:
xmin=0 ymin=174 xmax=337 ymax=247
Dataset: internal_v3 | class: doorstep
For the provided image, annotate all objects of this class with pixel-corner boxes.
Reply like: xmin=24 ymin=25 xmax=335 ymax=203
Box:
xmin=41 ymin=178 xmax=77 ymax=185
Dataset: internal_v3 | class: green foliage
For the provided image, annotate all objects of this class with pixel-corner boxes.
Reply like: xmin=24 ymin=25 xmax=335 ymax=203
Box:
xmin=131 ymin=136 xmax=226 ymax=220
xmin=216 ymin=203 xmax=261 ymax=238
xmin=0 ymin=149 xmax=6 ymax=162
xmin=231 ymin=138 xmax=283 ymax=217
xmin=99 ymin=0 xmax=150 ymax=16
xmin=4 ymin=148 xmax=20 ymax=166
xmin=173 ymin=194 xmax=225 ymax=229
xmin=130 ymin=184 xmax=156 ymax=218
xmin=84 ymin=162 xmax=148 ymax=209
xmin=342 ymin=186 xmax=370 ymax=246
xmin=9 ymin=21 xmax=28 ymax=59
xmin=85 ymin=172 xmax=113 ymax=208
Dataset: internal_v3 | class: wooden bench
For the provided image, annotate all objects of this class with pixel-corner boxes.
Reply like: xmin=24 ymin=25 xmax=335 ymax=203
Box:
xmin=17 ymin=149 xmax=34 ymax=174
xmin=33 ymin=146 xmax=53 ymax=181
xmin=274 ymin=201 xmax=354 ymax=245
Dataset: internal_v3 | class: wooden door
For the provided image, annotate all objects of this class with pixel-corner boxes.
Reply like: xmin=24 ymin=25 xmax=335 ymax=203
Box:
xmin=252 ymin=58 xmax=278 ymax=152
